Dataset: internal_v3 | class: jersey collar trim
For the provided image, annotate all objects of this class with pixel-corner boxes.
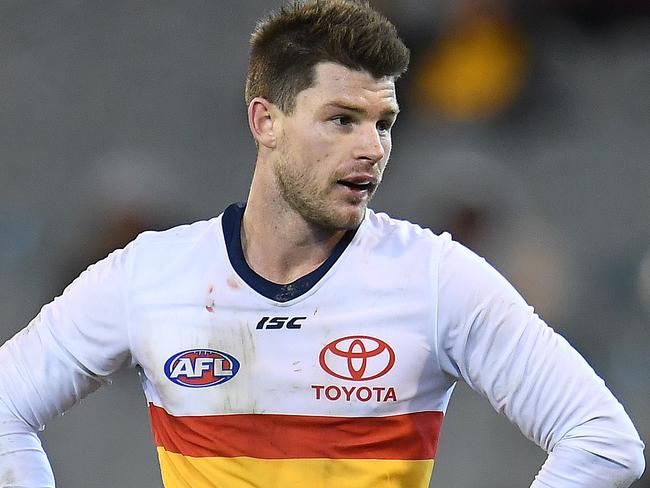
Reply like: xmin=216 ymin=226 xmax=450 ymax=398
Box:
xmin=221 ymin=202 xmax=357 ymax=303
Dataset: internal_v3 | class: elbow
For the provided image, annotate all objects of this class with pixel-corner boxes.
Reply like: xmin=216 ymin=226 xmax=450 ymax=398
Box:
xmin=551 ymin=415 xmax=646 ymax=485
xmin=617 ymin=423 xmax=646 ymax=482
xmin=603 ymin=434 xmax=645 ymax=484
xmin=625 ymin=443 xmax=645 ymax=482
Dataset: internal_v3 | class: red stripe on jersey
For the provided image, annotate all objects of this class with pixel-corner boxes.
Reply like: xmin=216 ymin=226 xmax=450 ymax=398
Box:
xmin=148 ymin=404 xmax=443 ymax=460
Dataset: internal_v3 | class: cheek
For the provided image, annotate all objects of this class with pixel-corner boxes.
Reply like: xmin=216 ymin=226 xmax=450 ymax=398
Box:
xmin=383 ymin=136 xmax=392 ymax=154
xmin=294 ymin=127 xmax=332 ymax=160
xmin=382 ymin=140 xmax=392 ymax=163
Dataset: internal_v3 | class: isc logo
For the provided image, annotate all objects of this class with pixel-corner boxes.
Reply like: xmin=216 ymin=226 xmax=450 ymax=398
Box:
xmin=164 ymin=349 xmax=240 ymax=388
xmin=256 ymin=316 xmax=306 ymax=330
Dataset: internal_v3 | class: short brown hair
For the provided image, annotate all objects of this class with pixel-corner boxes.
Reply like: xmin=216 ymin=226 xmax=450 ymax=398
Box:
xmin=245 ymin=0 xmax=410 ymax=114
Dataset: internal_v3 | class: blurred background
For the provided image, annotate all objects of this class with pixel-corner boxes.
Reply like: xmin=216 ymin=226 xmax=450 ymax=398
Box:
xmin=1 ymin=0 xmax=648 ymax=486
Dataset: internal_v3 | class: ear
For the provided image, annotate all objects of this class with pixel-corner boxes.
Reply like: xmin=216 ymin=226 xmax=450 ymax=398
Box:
xmin=248 ymin=97 xmax=279 ymax=149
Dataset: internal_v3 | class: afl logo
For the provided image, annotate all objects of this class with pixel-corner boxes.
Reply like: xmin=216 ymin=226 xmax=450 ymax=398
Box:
xmin=319 ymin=336 xmax=395 ymax=381
xmin=164 ymin=349 xmax=240 ymax=388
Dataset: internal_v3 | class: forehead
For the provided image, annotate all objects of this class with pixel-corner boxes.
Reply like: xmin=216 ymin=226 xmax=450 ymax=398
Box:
xmin=297 ymin=62 xmax=398 ymax=113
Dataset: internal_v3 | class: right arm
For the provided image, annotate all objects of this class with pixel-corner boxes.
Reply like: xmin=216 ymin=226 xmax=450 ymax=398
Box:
xmin=0 ymin=246 xmax=133 ymax=487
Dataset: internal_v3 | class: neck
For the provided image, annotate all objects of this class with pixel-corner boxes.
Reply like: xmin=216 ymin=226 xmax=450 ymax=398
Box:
xmin=241 ymin=175 xmax=347 ymax=285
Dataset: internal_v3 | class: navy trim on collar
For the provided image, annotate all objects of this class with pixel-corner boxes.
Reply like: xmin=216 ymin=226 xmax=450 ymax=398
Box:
xmin=222 ymin=202 xmax=357 ymax=303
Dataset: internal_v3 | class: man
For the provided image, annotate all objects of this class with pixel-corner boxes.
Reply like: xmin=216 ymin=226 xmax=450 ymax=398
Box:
xmin=0 ymin=1 xmax=645 ymax=487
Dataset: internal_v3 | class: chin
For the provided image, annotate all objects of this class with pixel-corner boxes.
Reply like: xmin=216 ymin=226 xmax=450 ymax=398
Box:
xmin=328 ymin=206 xmax=366 ymax=231
xmin=297 ymin=199 xmax=366 ymax=232
xmin=303 ymin=209 xmax=360 ymax=232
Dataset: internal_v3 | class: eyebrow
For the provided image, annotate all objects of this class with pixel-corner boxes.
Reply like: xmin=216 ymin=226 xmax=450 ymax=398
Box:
xmin=324 ymin=101 xmax=400 ymax=117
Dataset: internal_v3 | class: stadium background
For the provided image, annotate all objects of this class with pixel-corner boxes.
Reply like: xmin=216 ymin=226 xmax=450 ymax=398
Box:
xmin=0 ymin=0 xmax=648 ymax=486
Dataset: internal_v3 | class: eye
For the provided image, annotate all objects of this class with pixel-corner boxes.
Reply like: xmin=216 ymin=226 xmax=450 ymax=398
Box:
xmin=376 ymin=120 xmax=393 ymax=133
xmin=331 ymin=115 xmax=353 ymax=126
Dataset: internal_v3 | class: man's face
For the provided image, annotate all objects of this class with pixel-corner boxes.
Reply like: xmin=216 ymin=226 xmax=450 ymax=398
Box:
xmin=272 ymin=62 xmax=398 ymax=230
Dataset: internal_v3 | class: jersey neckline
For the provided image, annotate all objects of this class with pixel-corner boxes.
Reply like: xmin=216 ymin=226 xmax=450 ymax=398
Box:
xmin=221 ymin=202 xmax=358 ymax=303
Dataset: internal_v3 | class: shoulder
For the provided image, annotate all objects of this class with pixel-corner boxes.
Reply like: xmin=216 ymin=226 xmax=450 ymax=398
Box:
xmin=363 ymin=209 xmax=500 ymax=272
xmin=363 ymin=210 xmax=517 ymax=298
xmin=121 ymin=217 xmax=222 ymax=272
xmin=362 ymin=209 xmax=451 ymax=256
xmin=133 ymin=218 xmax=219 ymax=248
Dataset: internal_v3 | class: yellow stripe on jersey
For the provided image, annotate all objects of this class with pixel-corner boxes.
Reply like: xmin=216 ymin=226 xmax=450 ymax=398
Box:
xmin=156 ymin=448 xmax=434 ymax=488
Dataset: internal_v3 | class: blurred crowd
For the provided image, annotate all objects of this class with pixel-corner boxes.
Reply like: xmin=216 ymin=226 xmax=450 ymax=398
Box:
xmin=1 ymin=1 xmax=648 ymax=486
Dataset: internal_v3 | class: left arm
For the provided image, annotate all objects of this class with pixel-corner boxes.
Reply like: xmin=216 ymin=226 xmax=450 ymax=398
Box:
xmin=435 ymin=236 xmax=645 ymax=487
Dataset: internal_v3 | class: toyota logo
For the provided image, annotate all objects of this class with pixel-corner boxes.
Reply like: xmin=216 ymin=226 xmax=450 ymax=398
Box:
xmin=319 ymin=335 xmax=395 ymax=381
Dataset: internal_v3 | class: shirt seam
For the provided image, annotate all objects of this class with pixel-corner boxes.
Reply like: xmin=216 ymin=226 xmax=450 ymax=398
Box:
xmin=123 ymin=244 xmax=135 ymax=368
xmin=432 ymin=233 xmax=444 ymax=374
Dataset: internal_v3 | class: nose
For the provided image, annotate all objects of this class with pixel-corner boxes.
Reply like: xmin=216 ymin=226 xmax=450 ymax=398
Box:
xmin=356 ymin=123 xmax=386 ymax=164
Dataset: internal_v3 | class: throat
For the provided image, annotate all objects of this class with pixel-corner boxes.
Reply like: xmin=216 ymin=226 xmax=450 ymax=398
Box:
xmin=221 ymin=202 xmax=358 ymax=302
xmin=241 ymin=219 xmax=346 ymax=285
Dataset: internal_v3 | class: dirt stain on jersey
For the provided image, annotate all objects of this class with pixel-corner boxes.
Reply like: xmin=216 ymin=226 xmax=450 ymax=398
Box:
xmin=206 ymin=321 xmax=257 ymax=413
xmin=0 ymin=467 xmax=16 ymax=486
xmin=205 ymin=284 xmax=216 ymax=313
xmin=238 ymin=321 xmax=256 ymax=364
xmin=227 ymin=274 xmax=241 ymax=290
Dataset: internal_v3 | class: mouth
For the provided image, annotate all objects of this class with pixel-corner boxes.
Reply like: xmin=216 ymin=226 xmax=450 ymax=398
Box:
xmin=336 ymin=175 xmax=378 ymax=196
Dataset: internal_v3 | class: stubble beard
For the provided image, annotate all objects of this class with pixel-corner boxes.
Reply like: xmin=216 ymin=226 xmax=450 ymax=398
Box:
xmin=273 ymin=150 xmax=367 ymax=232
